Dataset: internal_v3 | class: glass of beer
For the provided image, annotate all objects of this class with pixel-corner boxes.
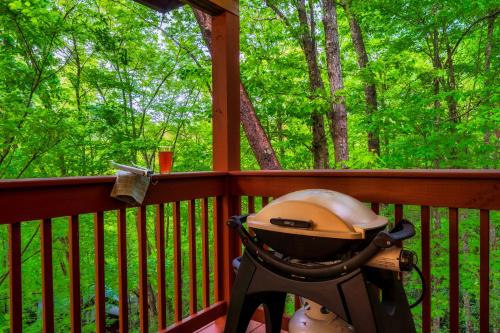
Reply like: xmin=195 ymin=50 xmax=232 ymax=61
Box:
xmin=158 ymin=148 xmax=173 ymax=174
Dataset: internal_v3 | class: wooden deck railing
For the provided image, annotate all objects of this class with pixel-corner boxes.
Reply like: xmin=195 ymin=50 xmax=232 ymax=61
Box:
xmin=1 ymin=172 xmax=228 ymax=333
xmin=1 ymin=170 xmax=499 ymax=332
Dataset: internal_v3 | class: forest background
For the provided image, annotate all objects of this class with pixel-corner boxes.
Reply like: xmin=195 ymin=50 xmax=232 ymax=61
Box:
xmin=0 ymin=0 xmax=498 ymax=331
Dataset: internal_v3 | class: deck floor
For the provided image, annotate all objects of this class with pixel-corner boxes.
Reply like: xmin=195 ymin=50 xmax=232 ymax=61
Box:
xmin=195 ymin=317 xmax=287 ymax=333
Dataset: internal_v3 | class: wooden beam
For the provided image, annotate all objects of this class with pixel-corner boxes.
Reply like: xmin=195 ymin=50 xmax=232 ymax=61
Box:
xmin=211 ymin=10 xmax=240 ymax=303
xmin=229 ymin=170 xmax=500 ymax=210
xmin=0 ymin=172 xmax=226 ymax=224
xmin=189 ymin=0 xmax=238 ymax=15
xmin=212 ymin=11 xmax=240 ymax=171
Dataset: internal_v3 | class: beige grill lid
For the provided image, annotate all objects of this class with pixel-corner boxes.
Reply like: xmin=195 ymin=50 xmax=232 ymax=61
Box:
xmin=247 ymin=189 xmax=388 ymax=240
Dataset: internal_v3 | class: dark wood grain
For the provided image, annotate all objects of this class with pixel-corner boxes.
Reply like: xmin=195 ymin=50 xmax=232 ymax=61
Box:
xmin=420 ymin=206 xmax=431 ymax=333
xmin=213 ymin=196 xmax=224 ymax=302
xmin=480 ymin=209 xmax=490 ymax=333
xmin=8 ymin=222 xmax=22 ymax=333
xmin=41 ymin=219 xmax=54 ymax=333
xmin=117 ymin=209 xmax=128 ymax=333
xmin=173 ymin=201 xmax=182 ymax=322
xmin=229 ymin=170 xmax=500 ymax=210
xmin=0 ymin=173 xmax=226 ymax=224
xmin=201 ymin=198 xmax=210 ymax=308
xmin=69 ymin=215 xmax=81 ymax=333
xmin=94 ymin=212 xmax=105 ymax=333
xmin=449 ymin=208 xmax=459 ymax=333
xmin=248 ymin=196 xmax=255 ymax=214
xmin=211 ymin=11 xmax=240 ymax=172
xmin=137 ymin=206 xmax=148 ymax=332
xmin=160 ymin=301 xmax=227 ymax=333
xmin=188 ymin=199 xmax=198 ymax=315
xmin=156 ymin=204 xmax=167 ymax=330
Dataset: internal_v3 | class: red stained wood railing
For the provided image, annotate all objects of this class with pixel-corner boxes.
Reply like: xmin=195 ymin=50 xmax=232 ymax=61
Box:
xmin=117 ymin=208 xmax=129 ymax=333
xmin=420 ymin=206 xmax=431 ymax=333
xmin=479 ymin=209 xmax=490 ymax=333
xmin=41 ymin=218 xmax=54 ymax=333
xmin=137 ymin=206 xmax=148 ymax=332
xmin=156 ymin=204 xmax=167 ymax=330
xmin=68 ymin=215 xmax=81 ymax=333
xmin=1 ymin=170 xmax=499 ymax=333
xmin=395 ymin=204 xmax=403 ymax=223
xmin=173 ymin=201 xmax=183 ymax=323
xmin=8 ymin=223 xmax=22 ymax=333
xmin=248 ymin=196 xmax=255 ymax=214
xmin=188 ymin=199 xmax=198 ymax=315
xmin=213 ymin=196 xmax=225 ymax=303
xmin=94 ymin=212 xmax=106 ymax=333
xmin=449 ymin=208 xmax=459 ymax=333
xmin=201 ymin=198 xmax=210 ymax=309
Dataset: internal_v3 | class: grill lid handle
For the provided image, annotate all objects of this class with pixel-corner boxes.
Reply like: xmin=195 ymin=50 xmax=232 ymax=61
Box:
xmin=270 ymin=218 xmax=312 ymax=229
xmin=374 ymin=219 xmax=415 ymax=248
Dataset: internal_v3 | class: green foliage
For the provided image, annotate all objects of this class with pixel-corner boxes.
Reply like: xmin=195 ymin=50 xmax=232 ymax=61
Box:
xmin=0 ymin=0 xmax=498 ymax=331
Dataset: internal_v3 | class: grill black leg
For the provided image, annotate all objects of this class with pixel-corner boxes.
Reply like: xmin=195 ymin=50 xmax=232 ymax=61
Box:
xmin=224 ymin=254 xmax=259 ymax=333
xmin=261 ymin=292 xmax=286 ymax=333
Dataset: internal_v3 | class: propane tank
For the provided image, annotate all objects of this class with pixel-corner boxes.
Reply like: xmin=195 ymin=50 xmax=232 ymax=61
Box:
xmin=288 ymin=299 xmax=355 ymax=333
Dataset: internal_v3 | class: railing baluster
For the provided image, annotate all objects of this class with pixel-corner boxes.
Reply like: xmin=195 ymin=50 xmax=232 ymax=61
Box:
xmin=213 ymin=196 xmax=224 ymax=302
xmin=248 ymin=196 xmax=255 ymax=214
xmin=173 ymin=201 xmax=182 ymax=322
xmin=294 ymin=295 xmax=301 ymax=311
xmin=68 ymin=215 xmax=81 ymax=333
xmin=94 ymin=213 xmax=105 ymax=333
xmin=235 ymin=196 xmax=242 ymax=256
xmin=41 ymin=218 xmax=54 ymax=333
xmin=8 ymin=222 xmax=22 ymax=333
xmin=201 ymin=198 xmax=210 ymax=308
xmin=420 ymin=206 xmax=431 ymax=333
xmin=117 ymin=209 xmax=128 ymax=333
xmin=449 ymin=208 xmax=459 ymax=333
xmin=262 ymin=196 xmax=269 ymax=207
xmin=395 ymin=204 xmax=404 ymax=249
xmin=480 ymin=209 xmax=490 ymax=333
xmin=137 ymin=206 xmax=148 ymax=332
xmin=188 ymin=199 xmax=198 ymax=315
xmin=156 ymin=204 xmax=166 ymax=330
xmin=371 ymin=202 xmax=379 ymax=214
xmin=395 ymin=204 xmax=403 ymax=223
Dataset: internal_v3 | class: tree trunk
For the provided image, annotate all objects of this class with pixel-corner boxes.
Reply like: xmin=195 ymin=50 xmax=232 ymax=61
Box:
xmin=443 ymin=29 xmax=458 ymax=123
xmin=484 ymin=13 xmax=493 ymax=146
xmin=484 ymin=13 xmax=498 ymax=167
xmin=431 ymin=27 xmax=443 ymax=168
xmin=292 ymin=0 xmax=330 ymax=169
xmin=344 ymin=0 xmax=380 ymax=155
xmin=322 ymin=0 xmax=349 ymax=166
xmin=443 ymin=28 xmax=460 ymax=165
xmin=193 ymin=9 xmax=281 ymax=170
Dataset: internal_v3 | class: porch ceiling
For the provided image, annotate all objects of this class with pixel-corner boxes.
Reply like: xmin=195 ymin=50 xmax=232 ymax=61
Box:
xmin=134 ymin=0 xmax=184 ymax=13
xmin=134 ymin=0 xmax=238 ymax=15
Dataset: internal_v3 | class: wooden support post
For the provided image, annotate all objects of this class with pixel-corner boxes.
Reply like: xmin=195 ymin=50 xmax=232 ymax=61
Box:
xmin=211 ymin=10 xmax=240 ymax=302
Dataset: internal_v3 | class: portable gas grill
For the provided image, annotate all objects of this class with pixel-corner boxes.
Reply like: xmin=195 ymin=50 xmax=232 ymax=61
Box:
xmin=224 ymin=189 xmax=423 ymax=333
